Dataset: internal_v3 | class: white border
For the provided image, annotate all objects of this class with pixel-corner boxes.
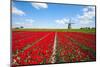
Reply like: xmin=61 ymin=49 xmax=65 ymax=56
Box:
xmin=18 ymin=0 xmax=95 ymax=5
xmin=0 ymin=0 xmax=10 ymax=67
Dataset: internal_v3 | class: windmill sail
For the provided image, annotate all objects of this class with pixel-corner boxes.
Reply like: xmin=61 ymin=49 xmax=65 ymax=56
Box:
xmin=65 ymin=18 xmax=74 ymax=29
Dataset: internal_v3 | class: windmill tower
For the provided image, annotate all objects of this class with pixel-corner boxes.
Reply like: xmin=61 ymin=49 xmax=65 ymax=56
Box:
xmin=65 ymin=18 xmax=74 ymax=29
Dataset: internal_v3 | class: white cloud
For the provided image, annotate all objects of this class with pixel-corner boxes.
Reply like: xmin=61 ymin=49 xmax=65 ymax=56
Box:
xmin=77 ymin=6 xmax=95 ymax=24
xmin=55 ymin=18 xmax=70 ymax=24
xmin=12 ymin=6 xmax=25 ymax=16
xmin=31 ymin=3 xmax=48 ymax=9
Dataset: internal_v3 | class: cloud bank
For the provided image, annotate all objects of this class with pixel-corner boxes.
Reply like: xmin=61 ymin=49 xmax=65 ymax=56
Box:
xmin=77 ymin=6 xmax=95 ymax=24
xmin=55 ymin=6 xmax=95 ymax=26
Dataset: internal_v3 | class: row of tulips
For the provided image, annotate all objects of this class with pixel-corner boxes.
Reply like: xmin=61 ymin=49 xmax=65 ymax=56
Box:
xmin=12 ymin=31 xmax=49 ymax=41
xmin=64 ymin=32 xmax=96 ymax=51
xmin=66 ymin=32 xmax=95 ymax=41
xmin=56 ymin=32 xmax=95 ymax=63
xmin=12 ymin=31 xmax=96 ymax=66
xmin=12 ymin=32 xmax=50 ymax=53
xmin=12 ymin=32 xmax=55 ymax=66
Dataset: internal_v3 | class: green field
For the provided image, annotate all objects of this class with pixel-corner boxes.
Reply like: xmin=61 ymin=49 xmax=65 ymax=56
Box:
xmin=12 ymin=28 xmax=96 ymax=34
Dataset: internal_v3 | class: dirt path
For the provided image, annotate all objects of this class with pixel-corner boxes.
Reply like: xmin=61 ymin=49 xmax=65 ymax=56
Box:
xmin=50 ymin=32 xmax=57 ymax=63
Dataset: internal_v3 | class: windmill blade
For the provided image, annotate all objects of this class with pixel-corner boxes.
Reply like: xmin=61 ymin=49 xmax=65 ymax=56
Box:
xmin=65 ymin=23 xmax=75 ymax=24
xmin=70 ymin=22 xmax=75 ymax=24
xmin=64 ymin=18 xmax=75 ymax=25
xmin=65 ymin=23 xmax=69 ymax=24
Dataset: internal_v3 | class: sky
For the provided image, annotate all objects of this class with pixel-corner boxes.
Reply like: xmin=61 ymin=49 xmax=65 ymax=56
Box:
xmin=12 ymin=1 xmax=96 ymax=29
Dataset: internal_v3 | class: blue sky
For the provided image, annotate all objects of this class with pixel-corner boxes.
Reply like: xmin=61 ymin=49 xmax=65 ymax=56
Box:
xmin=12 ymin=1 xmax=96 ymax=29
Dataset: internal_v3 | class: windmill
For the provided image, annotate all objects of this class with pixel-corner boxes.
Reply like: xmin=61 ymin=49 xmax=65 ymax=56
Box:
xmin=65 ymin=18 xmax=74 ymax=29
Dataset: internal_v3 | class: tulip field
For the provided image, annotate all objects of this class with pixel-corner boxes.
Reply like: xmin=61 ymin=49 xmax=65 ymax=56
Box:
xmin=12 ymin=30 xmax=96 ymax=66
